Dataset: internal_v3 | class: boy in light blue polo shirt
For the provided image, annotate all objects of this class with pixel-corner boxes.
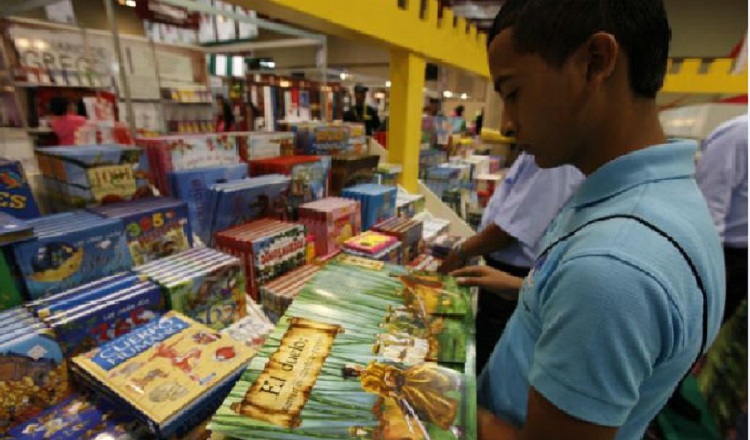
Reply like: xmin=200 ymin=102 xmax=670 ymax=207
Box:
xmin=471 ymin=1 xmax=726 ymax=439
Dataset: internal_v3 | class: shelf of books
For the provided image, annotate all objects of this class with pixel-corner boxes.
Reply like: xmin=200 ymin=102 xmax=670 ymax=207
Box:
xmin=0 ymin=105 xmax=507 ymax=438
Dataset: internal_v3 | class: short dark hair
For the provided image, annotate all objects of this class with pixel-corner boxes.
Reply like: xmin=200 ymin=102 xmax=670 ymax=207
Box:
xmin=50 ymin=96 xmax=70 ymax=116
xmin=487 ymin=0 xmax=671 ymax=98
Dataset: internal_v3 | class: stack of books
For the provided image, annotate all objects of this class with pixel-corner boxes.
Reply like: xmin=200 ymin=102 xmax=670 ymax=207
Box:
xmin=204 ymin=175 xmax=291 ymax=245
xmin=409 ymin=253 xmax=443 ymax=272
xmin=259 ymin=264 xmax=321 ymax=321
xmin=341 ymin=183 xmax=397 ymax=231
xmin=35 ymin=145 xmax=150 ymax=210
xmin=210 ymin=255 xmax=476 ymax=439
xmin=168 ymin=164 xmax=248 ymax=245
xmin=89 ymin=197 xmax=192 ymax=266
xmin=136 ymin=134 xmax=242 ymax=196
xmin=214 ymin=219 xmax=307 ymax=302
xmin=0 ymin=211 xmax=33 ymax=245
xmin=0 ymin=157 xmax=40 ymax=219
xmin=135 ymin=248 xmax=247 ymax=330
xmin=71 ymin=311 xmax=256 ymax=439
xmin=298 ymin=197 xmax=361 ymax=259
xmin=28 ymin=273 xmax=164 ymax=357
xmin=372 ymin=217 xmax=424 ymax=264
xmin=0 ymin=308 xmax=69 ymax=435
xmin=10 ymin=212 xmax=132 ymax=299
xmin=342 ymin=231 xmax=402 ymax=264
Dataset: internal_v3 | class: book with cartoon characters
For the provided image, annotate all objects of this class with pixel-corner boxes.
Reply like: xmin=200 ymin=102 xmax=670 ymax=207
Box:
xmin=210 ymin=258 xmax=476 ymax=439
xmin=89 ymin=197 xmax=192 ymax=266
xmin=298 ymin=197 xmax=361 ymax=258
xmin=10 ymin=212 xmax=133 ymax=299
xmin=135 ymin=248 xmax=247 ymax=330
xmin=0 ymin=321 xmax=70 ymax=436
xmin=71 ymin=311 xmax=255 ymax=439
xmin=7 ymin=392 xmax=146 ymax=439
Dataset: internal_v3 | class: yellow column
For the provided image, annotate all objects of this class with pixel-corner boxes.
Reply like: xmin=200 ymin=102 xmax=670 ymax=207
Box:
xmin=388 ymin=50 xmax=426 ymax=193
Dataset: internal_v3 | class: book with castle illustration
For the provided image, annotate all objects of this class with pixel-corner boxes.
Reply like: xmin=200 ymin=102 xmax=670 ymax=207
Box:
xmin=71 ymin=311 xmax=255 ymax=438
xmin=210 ymin=256 xmax=476 ymax=440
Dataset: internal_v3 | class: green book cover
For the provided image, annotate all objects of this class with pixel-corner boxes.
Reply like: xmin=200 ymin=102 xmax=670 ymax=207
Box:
xmin=210 ymin=256 xmax=476 ymax=440
xmin=0 ymin=251 xmax=23 ymax=311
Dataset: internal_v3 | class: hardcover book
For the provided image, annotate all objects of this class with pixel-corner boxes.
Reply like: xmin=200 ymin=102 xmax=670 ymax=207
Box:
xmin=210 ymin=257 xmax=476 ymax=440
xmin=72 ymin=311 xmax=255 ymax=438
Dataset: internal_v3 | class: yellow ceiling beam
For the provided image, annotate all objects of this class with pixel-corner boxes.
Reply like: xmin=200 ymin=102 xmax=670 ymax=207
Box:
xmin=662 ymin=58 xmax=747 ymax=94
xmin=231 ymin=0 xmax=490 ymax=78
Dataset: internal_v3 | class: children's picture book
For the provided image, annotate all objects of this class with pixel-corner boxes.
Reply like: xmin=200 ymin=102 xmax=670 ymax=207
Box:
xmin=136 ymin=248 xmax=247 ymax=330
xmin=72 ymin=311 xmax=256 ymax=439
xmin=214 ymin=219 xmax=307 ymax=302
xmin=298 ymin=197 xmax=361 ymax=258
xmin=168 ymin=163 xmax=248 ymax=245
xmin=89 ymin=197 xmax=192 ymax=265
xmin=0 ymin=324 xmax=70 ymax=435
xmin=11 ymin=212 xmax=133 ymax=299
xmin=0 ymin=158 xmax=40 ymax=219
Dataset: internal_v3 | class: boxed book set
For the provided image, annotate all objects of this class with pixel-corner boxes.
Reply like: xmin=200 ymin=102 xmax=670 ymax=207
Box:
xmin=214 ymin=219 xmax=307 ymax=302
xmin=298 ymin=197 xmax=361 ymax=259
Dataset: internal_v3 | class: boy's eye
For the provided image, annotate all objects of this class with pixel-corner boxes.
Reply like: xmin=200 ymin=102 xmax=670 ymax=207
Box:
xmin=505 ymin=90 xmax=518 ymax=102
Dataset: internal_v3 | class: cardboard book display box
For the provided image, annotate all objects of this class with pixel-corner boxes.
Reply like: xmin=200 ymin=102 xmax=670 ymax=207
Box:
xmin=210 ymin=256 xmax=476 ymax=440
xmin=71 ymin=311 xmax=255 ymax=439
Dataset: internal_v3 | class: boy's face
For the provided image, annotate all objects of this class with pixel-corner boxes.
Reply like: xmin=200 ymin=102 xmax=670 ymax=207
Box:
xmin=488 ymin=29 xmax=594 ymax=169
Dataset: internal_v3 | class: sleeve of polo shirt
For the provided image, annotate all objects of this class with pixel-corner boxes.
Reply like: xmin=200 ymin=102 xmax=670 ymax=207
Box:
xmin=528 ymin=254 xmax=669 ymax=427
xmin=493 ymin=164 xmax=581 ymax=248
xmin=696 ymin=124 xmax=743 ymax=240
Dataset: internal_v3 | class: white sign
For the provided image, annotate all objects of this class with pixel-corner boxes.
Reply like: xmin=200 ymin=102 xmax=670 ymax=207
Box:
xmin=156 ymin=51 xmax=194 ymax=83
xmin=45 ymin=0 xmax=76 ymax=25
xmin=9 ymin=26 xmax=112 ymax=76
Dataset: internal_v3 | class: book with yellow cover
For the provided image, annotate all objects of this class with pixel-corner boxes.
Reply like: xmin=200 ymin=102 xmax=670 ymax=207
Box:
xmin=71 ymin=311 xmax=255 ymax=438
